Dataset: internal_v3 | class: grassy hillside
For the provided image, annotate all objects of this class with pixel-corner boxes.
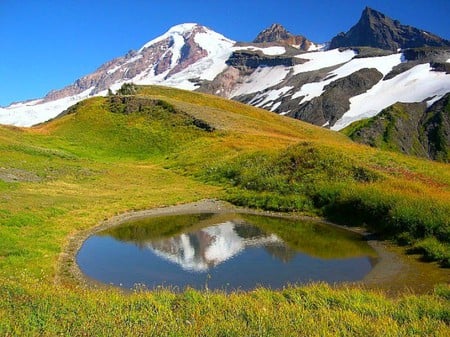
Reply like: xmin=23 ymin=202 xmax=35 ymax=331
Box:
xmin=0 ymin=85 xmax=449 ymax=336
xmin=342 ymin=94 xmax=450 ymax=162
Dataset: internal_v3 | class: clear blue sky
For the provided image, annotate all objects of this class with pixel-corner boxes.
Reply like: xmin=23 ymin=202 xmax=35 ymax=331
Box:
xmin=1 ymin=0 xmax=449 ymax=106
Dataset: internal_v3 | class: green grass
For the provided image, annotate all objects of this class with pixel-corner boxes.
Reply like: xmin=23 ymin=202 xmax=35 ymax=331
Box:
xmin=0 ymin=85 xmax=449 ymax=336
xmin=202 ymin=143 xmax=450 ymax=265
xmin=1 ymin=283 xmax=449 ymax=337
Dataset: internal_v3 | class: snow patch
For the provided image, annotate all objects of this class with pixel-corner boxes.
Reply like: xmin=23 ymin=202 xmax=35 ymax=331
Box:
xmin=293 ymin=49 xmax=357 ymax=74
xmin=138 ymin=23 xmax=198 ymax=52
xmin=0 ymin=87 xmax=95 ymax=127
xmin=292 ymin=53 xmax=403 ymax=103
xmin=107 ymin=65 xmax=121 ymax=75
xmin=230 ymin=66 xmax=290 ymax=97
xmin=270 ymin=101 xmax=282 ymax=111
xmin=124 ymin=54 xmax=143 ymax=65
xmin=306 ymin=43 xmax=326 ymax=52
xmin=235 ymin=46 xmax=286 ymax=56
xmin=193 ymin=30 xmax=235 ymax=80
xmin=332 ymin=63 xmax=450 ymax=130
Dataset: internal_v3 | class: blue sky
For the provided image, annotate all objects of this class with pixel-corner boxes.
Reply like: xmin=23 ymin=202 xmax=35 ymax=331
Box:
xmin=1 ymin=0 xmax=449 ymax=106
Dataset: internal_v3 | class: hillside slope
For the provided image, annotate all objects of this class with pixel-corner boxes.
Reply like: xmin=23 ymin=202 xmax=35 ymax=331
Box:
xmin=343 ymin=93 xmax=450 ymax=162
xmin=0 ymin=86 xmax=449 ymax=335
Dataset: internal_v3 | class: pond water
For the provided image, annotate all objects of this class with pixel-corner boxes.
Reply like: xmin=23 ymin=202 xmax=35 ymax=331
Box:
xmin=77 ymin=213 xmax=378 ymax=291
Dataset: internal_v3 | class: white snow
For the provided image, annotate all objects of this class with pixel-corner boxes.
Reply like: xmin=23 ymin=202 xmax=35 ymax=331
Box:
xmin=292 ymin=53 xmax=403 ymax=103
xmin=6 ymin=99 xmax=42 ymax=109
xmin=447 ymin=58 xmax=450 ymax=63
xmin=306 ymin=42 xmax=326 ymax=52
xmin=169 ymin=33 xmax=185 ymax=66
xmin=270 ymin=101 xmax=282 ymax=111
xmin=124 ymin=54 xmax=143 ymax=65
xmin=192 ymin=30 xmax=235 ymax=80
xmin=249 ymin=86 xmax=293 ymax=109
xmin=0 ymin=87 xmax=95 ymax=127
xmin=134 ymin=25 xmax=235 ymax=90
xmin=332 ymin=63 xmax=450 ymax=130
xmin=107 ymin=65 xmax=121 ymax=75
xmin=235 ymin=46 xmax=286 ymax=56
xmin=230 ymin=66 xmax=290 ymax=97
xmin=293 ymin=49 xmax=357 ymax=74
xmin=138 ymin=23 xmax=198 ymax=52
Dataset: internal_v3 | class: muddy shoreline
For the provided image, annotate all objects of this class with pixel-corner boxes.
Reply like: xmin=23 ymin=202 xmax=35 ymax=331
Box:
xmin=57 ymin=199 xmax=449 ymax=295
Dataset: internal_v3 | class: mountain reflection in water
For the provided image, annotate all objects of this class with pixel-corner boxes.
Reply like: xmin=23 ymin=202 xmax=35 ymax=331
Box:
xmin=146 ymin=222 xmax=291 ymax=272
xmin=77 ymin=213 xmax=377 ymax=290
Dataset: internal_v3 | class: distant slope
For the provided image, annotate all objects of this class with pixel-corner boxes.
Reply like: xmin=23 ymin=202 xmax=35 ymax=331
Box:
xmin=342 ymin=93 xmax=450 ymax=162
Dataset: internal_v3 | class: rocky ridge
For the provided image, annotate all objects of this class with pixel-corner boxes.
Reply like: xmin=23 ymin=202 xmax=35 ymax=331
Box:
xmin=330 ymin=7 xmax=450 ymax=51
xmin=253 ymin=23 xmax=318 ymax=51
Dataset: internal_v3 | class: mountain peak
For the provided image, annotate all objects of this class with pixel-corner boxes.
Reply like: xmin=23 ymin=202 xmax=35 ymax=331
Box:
xmin=253 ymin=23 xmax=320 ymax=51
xmin=166 ymin=23 xmax=200 ymax=34
xmin=139 ymin=23 xmax=210 ymax=52
xmin=329 ymin=7 xmax=450 ymax=50
xmin=253 ymin=23 xmax=292 ymax=43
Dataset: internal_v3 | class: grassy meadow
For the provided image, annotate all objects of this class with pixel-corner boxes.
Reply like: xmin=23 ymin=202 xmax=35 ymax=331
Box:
xmin=0 ymin=86 xmax=449 ymax=336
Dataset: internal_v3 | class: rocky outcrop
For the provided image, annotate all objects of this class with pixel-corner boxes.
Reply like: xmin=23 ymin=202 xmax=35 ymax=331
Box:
xmin=254 ymin=24 xmax=292 ymax=43
xmin=288 ymin=68 xmax=384 ymax=126
xmin=330 ymin=7 xmax=450 ymax=51
xmin=43 ymin=37 xmax=174 ymax=101
xmin=226 ymin=50 xmax=304 ymax=70
xmin=343 ymin=94 xmax=450 ymax=162
xmin=44 ymin=25 xmax=213 ymax=103
xmin=197 ymin=67 xmax=242 ymax=97
xmin=253 ymin=23 xmax=314 ymax=51
xmin=384 ymin=47 xmax=450 ymax=80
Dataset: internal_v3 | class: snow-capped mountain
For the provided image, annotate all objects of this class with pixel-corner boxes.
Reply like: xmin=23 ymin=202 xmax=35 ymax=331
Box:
xmin=0 ymin=23 xmax=236 ymax=127
xmin=1 ymin=7 xmax=450 ymax=133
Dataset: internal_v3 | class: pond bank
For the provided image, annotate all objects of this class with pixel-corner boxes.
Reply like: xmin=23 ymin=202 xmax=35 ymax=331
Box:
xmin=57 ymin=199 xmax=449 ymax=295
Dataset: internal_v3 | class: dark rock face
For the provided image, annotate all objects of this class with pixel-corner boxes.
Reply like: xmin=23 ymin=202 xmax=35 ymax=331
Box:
xmin=226 ymin=51 xmax=304 ymax=69
xmin=343 ymin=94 xmax=450 ymax=162
xmin=288 ymin=68 xmax=384 ymax=127
xmin=330 ymin=7 xmax=450 ymax=51
xmin=254 ymin=24 xmax=292 ymax=43
xmin=253 ymin=23 xmax=313 ymax=51
xmin=383 ymin=47 xmax=450 ymax=80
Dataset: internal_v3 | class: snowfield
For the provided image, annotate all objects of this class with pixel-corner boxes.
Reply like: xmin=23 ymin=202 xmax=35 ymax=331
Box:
xmin=293 ymin=49 xmax=357 ymax=74
xmin=230 ymin=66 xmax=291 ymax=97
xmin=0 ymin=87 xmax=95 ymax=127
xmin=292 ymin=53 xmax=403 ymax=103
xmin=332 ymin=63 xmax=450 ymax=130
xmin=235 ymin=46 xmax=286 ymax=56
